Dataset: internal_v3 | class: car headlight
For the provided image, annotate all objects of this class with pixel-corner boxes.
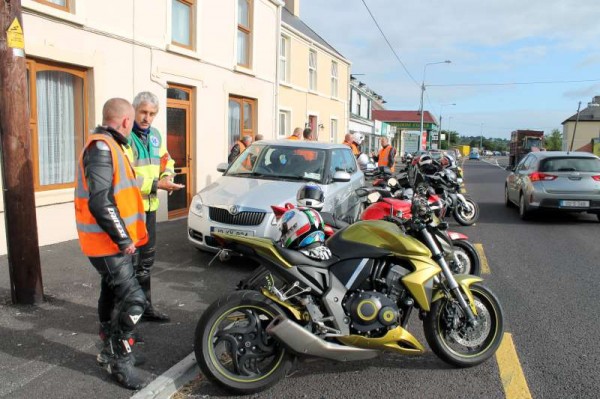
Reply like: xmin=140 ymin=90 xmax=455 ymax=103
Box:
xmin=190 ymin=195 xmax=204 ymax=217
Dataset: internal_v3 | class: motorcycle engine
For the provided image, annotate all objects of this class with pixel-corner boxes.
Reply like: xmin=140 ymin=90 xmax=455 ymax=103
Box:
xmin=343 ymin=291 xmax=399 ymax=333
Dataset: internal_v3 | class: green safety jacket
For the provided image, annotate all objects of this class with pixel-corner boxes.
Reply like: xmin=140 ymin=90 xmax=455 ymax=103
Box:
xmin=124 ymin=127 xmax=175 ymax=212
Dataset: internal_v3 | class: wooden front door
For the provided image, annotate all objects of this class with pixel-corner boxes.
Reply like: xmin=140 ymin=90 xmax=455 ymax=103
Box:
xmin=166 ymin=84 xmax=193 ymax=219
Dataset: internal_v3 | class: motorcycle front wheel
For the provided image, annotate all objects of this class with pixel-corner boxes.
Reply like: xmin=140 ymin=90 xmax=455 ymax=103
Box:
xmin=453 ymin=197 xmax=480 ymax=226
xmin=451 ymin=240 xmax=481 ymax=276
xmin=423 ymin=283 xmax=504 ymax=367
xmin=194 ymin=290 xmax=293 ymax=394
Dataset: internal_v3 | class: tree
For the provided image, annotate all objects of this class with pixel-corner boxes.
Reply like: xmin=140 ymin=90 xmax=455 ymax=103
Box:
xmin=545 ymin=128 xmax=562 ymax=151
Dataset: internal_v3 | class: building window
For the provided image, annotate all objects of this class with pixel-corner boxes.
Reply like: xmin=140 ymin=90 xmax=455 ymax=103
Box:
xmin=308 ymin=49 xmax=317 ymax=91
xmin=278 ymin=110 xmax=291 ymax=138
xmin=279 ymin=35 xmax=289 ymax=83
xmin=172 ymin=0 xmax=194 ymax=48
xmin=237 ymin=0 xmax=253 ymax=67
xmin=34 ymin=0 xmax=70 ymax=12
xmin=228 ymin=96 xmax=256 ymax=148
xmin=26 ymin=59 xmax=88 ymax=191
xmin=330 ymin=119 xmax=338 ymax=143
xmin=356 ymin=93 xmax=362 ymax=116
xmin=331 ymin=61 xmax=338 ymax=98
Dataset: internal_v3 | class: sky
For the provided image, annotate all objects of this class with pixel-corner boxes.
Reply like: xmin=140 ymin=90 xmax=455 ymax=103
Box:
xmin=300 ymin=0 xmax=600 ymax=139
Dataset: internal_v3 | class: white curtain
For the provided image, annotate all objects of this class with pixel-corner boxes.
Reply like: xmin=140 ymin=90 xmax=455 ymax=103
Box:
xmin=36 ymin=71 xmax=77 ymax=186
xmin=228 ymin=100 xmax=241 ymax=149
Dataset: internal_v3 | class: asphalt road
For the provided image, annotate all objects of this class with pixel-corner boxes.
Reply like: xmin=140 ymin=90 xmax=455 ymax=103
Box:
xmin=180 ymin=157 xmax=600 ymax=399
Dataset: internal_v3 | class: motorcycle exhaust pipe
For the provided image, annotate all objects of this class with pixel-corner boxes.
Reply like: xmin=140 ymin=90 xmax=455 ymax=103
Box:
xmin=266 ymin=316 xmax=380 ymax=362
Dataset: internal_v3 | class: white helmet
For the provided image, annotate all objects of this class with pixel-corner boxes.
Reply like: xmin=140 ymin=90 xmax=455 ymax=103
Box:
xmin=278 ymin=208 xmax=326 ymax=250
xmin=357 ymin=153 xmax=369 ymax=169
xmin=352 ymin=132 xmax=364 ymax=145
xmin=297 ymin=184 xmax=325 ymax=211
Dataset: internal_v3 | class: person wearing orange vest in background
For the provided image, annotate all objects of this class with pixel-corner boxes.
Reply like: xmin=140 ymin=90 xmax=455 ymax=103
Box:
xmin=228 ymin=135 xmax=252 ymax=164
xmin=287 ymin=127 xmax=302 ymax=140
xmin=74 ymin=98 xmax=149 ymax=390
xmin=343 ymin=133 xmax=360 ymax=157
xmin=372 ymin=136 xmax=397 ymax=173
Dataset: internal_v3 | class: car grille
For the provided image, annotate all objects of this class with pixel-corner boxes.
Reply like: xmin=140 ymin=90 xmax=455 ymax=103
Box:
xmin=208 ymin=207 xmax=266 ymax=226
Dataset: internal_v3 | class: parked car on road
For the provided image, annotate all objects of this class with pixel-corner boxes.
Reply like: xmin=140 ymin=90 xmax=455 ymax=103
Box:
xmin=188 ymin=140 xmax=365 ymax=252
xmin=505 ymin=151 xmax=600 ymax=221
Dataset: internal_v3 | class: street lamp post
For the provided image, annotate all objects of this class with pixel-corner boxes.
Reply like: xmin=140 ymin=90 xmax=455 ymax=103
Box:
xmin=438 ymin=103 xmax=456 ymax=149
xmin=419 ymin=60 xmax=451 ymax=150
xmin=447 ymin=116 xmax=453 ymax=149
xmin=480 ymin=123 xmax=484 ymax=151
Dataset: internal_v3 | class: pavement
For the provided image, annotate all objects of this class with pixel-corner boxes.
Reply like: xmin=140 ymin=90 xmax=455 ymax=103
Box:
xmin=0 ymin=218 xmax=251 ymax=399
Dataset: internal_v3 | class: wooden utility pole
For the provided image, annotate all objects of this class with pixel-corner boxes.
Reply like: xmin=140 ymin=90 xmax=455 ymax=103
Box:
xmin=0 ymin=0 xmax=44 ymax=304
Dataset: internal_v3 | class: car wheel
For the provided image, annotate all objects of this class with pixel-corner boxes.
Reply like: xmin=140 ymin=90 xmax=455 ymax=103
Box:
xmin=504 ymin=185 xmax=512 ymax=208
xmin=519 ymin=193 xmax=530 ymax=220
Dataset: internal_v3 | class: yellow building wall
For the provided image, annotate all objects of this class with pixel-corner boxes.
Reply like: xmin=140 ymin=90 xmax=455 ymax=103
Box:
xmin=562 ymin=121 xmax=600 ymax=151
xmin=279 ymin=28 xmax=350 ymax=143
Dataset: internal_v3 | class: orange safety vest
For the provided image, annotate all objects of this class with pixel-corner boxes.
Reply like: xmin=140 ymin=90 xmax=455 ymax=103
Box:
xmin=378 ymin=145 xmax=395 ymax=173
xmin=74 ymin=134 xmax=148 ymax=257
xmin=287 ymin=135 xmax=300 ymax=140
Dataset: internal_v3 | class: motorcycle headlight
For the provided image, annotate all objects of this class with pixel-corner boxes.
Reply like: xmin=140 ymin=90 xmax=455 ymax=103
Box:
xmin=190 ymin=195 xmax=204 ymax=217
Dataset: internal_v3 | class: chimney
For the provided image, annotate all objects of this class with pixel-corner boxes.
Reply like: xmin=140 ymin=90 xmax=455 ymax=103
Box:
xmin=284 ymin=0 xmax=300 ymax=17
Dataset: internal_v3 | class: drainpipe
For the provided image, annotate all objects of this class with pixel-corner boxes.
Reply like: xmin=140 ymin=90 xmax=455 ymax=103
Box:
xmin=273 ymin=1 xmax=284 ymax=138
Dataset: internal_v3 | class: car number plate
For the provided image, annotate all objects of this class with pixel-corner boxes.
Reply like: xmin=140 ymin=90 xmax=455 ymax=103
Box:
xmin=559 ymin=200 xmax=589 ymax=208
xmin=210 ymin=227 xmax=254 ymax=236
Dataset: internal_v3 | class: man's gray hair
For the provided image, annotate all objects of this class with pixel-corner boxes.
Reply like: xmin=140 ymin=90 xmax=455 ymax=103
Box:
xmin=133 ymin=91 xmax=159 ymax=109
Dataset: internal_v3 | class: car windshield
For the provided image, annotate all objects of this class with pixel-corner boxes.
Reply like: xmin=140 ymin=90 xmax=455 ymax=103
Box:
xmin=226 ymin=144 xmax=327 ymax=183
xmin=539 ymin=157 xmax=600 ymax=173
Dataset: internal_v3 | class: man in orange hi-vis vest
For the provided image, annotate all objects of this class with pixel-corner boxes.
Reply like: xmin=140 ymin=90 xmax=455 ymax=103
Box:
xmin=74 ymin=98 xmax=149 ymax=390
xmin=372 ymin=136 xmax=397 ymax=173
xmin=287 ymin=127 xmax=302 ymax=140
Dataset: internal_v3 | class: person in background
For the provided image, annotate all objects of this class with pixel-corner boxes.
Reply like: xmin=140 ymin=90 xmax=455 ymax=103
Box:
xmin=74 ymin=98 xmax=149 ymax=389
xmin=254 ymin=134 xmax=264 ymax=141
xmin=127 ymin=91 xmax=183 ymax=324
xmin=287 ymin=127 xmax=302 ymax=140
xmin=303 ymin=127 xmax=313 ymax=141
xmin=372 ymin=136 xmax=397 ymax=173
xmin=343 ymin=133 xmax=359 ymax=157
xmin=228 ymin=135 xmax=252 ymax=164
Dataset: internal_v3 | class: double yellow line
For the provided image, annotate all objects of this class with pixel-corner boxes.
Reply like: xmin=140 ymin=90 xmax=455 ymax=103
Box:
xmin=475 ymin=244 xmax=533 ymax=399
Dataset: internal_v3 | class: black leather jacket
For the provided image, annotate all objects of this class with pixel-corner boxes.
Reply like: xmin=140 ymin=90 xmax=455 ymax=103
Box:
xmin=83 ymin=126 xmax=133 ymax=251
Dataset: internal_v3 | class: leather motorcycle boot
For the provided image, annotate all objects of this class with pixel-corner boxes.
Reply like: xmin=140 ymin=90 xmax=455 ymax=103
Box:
xmin=139 ymin=276 xmax=170 ymax=323
xmin=106 ymin=336 xmax=148 ymax=390
xmin=97 ymin=328 xmax=146 ymax=367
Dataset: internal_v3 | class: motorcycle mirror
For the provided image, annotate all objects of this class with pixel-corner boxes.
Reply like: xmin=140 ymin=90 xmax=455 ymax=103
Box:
xmin=367 ymin=191 xmax=382 ymax=204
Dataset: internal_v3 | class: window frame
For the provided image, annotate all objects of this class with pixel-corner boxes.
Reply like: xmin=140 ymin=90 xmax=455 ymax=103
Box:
xmin=308 ymin=49 xmax=317 ymax=91
xmin=237 ymin=0 xmax=253 ymax=68
xmin=228 ymin=95 xmax=257 ymax=149
xmin=279 ymin=35 xmax=289 ymax=83
xmin=25 ymin=58 xmax=88 ymax=192
xmin=34 ymin=0 xmax=70 ymax=12
xmin=278 ymin=109 xmax=291 ymax=138
xmin=330 ymin=61 xmax=338 ymax=98
xmin=330 ymin=118 xmax=337 ymax=143
xmin=171 ymin=0 xmax=195 ymax=50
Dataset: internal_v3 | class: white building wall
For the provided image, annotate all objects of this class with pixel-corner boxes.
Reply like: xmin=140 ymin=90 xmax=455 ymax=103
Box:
xmin=0 ymin=0 xmax=281 ymax=255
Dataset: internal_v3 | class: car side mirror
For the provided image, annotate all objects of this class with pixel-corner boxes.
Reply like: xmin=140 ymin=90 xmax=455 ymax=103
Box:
xmin=332 ymin=171 xmax=351 ymax=182
xmin=217 ymin=162 xmax=228 ymax=173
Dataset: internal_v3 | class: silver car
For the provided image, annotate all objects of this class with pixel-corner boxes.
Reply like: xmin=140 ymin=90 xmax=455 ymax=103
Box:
xmin=504 ymin=151 xmax=600 ymax=220
xmin=188 ymin=140 xmax=365 ymax=252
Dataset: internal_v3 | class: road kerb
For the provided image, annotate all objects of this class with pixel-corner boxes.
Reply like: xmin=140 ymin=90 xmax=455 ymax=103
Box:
xmin=132 ymin=352 xmax=198 ymax=399
xmin=496 ymin=333 xmax=533 ymax=399
xmin=474 ymin=243 xmax=490 ymax=274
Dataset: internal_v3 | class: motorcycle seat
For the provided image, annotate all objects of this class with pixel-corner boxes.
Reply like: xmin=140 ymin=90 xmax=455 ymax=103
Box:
xmin=275 ymin=246 xmax=339 ymax=268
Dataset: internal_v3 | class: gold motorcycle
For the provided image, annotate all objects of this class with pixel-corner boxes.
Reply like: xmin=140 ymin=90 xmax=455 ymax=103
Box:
xmin=194 ymin=194 xmax=504 ymax=394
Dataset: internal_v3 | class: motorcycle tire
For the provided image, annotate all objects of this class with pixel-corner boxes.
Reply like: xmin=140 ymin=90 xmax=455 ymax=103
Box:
xmin=453 ymin=197 xmax=480 ymax=226
xmin=194 ymin=290 xmax=293 ymax=394
xmin=451 ymin=240 xmax=481 ymax=276
xmin=424 ymin=283 xmax=504 ymax=367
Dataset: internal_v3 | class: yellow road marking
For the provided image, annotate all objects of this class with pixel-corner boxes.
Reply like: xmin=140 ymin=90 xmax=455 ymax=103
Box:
xmin=496 ymin=333 xmax=533 ymax=399
xmin=474 ymin=243 xmax=490 ymax=274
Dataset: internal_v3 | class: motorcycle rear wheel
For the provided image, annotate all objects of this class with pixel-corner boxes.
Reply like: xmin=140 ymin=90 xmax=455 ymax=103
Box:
xmin=424 ymin=283 xmax=503 ymax=367
xmin=451 ymin=240 xmax=481 ymax=276
xmin=194 ymin=290 xmax=293 ymax=394
xmin=453 ymin=197 xmax=479 ymax=226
